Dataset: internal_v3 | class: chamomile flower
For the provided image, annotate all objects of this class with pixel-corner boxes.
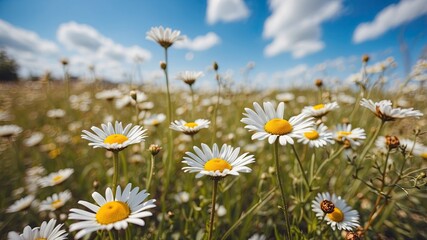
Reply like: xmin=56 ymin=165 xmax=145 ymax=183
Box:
xmin=297 ymin=123 xmax=334 ymax=148
xmin=23 ymin=132 xmax=44 ymax=147
xmin=146 ymin=26 xmax=184 ymax=49
xmin=360 ymin=98 xmax=423 ymax=121
xmin=46 ymin=109 xmax=66 ymax=119
xmin=241 ymin=102 xmax=314 ymax=145
xmin=6 ymin=195 xmax=35 ymax=213
xmin=312 ymin=192 xmax=360 ymax=231
xmin=8 ymin=218 xmax=67 ymax=240
xmin=333 ymin=124 xmax=366 ymax=149
xmin=39 ymin=190 xmax=72 ymax=211
xmin=95 ymin=89 xmax=122 ymax=101
xmin=142 ymin=114 xmax=166 ymax=127
xmin=170 ymin=119 xmax=210 ymax=135
xmin=0 ymin=124 xmax=22 ymax=138
xmin=68 ymin=183 xmax=156 ymax=239
xmin=81 ymin=121 xmax=147 ymax=152
xmin=182 ymin=143 xmax=255 ymax=179
xmin=176 ymin=71 xmax=204 ymax=86
xmin=301 ymin=102 xmax=339 ymax=118
xmin=38 ymin=168 xmax=74 ymax=188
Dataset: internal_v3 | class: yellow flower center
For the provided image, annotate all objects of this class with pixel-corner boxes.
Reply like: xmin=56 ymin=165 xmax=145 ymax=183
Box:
xmin=36 ymin=238 xmax=47 ymax=240
xmin=184 ymin=122 xmax=198 ymax=128
xmin=327 ymin=207 xmax=344 ymax=222
xmin=51 ymin=200 xmax=63 ymax=209
xmin=313 ymin=104 xmax=325 ymax=110
xmin=421 ymin=152 xmax=427 ymax=159
xmin=304 ymin=130 xmax=319 ymax=140
xmin=337 ymin=131 xmax=351 ymax=141
xmin=204 ymin=158 xmax=232 ymax=172
xmin=96 ymin=201 xmax=130 ymax=225
xmin=264 ymin=118 xmax=293 ymax=135
xmin=104 ymin=134 xmax=128 ymax=144
xmin=53 ymin=175 xmax=63 ymax=183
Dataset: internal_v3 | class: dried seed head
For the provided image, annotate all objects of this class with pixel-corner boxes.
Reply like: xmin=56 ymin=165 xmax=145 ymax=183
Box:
xmin=148 ymin=144 xmax=162 ymax=156
xmin=320 ymin=199 xmax=335 ymax=214
xmin=346 ymin=232 xmax=361 ymax=240
xmin=213 ymin=62 xmax=219 ymax=71
xmin=385 ymin=135 xmax=400 ymax=149
xmin=315 ymin=79 xmax=323 ymax=88
xmin=160 ymin=61 xmax=167 ymax=70
xmin=362 ymin=54 xmax=370 ymax=63
xmin=61 ymin=58 xmax=69 ymax=66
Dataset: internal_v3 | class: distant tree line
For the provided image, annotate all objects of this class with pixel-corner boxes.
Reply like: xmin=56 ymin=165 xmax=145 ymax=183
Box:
xmin=0 ymin=50 xmax=19 ymax=82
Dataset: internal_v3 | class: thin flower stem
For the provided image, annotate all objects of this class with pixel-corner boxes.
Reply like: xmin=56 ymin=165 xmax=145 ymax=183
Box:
xmin=291 ymin=145 xmax=310 ymax=191
xmin=273 ymin=141 xmax=292 ymax=240
xmin=120 ymin=152 xmax=128 ymax=184
xmin=146 ymin=154 xmax=155 ymax=191
xmin=358 ymin=120 xmax=385 ymax=165
xmin=310 ymin=146 xmax=345 ymax=187
xmin=190 ymin=85 xmax=195 ymax=119
xmin=112 ymin=151 xmax=119 ymax=196
xmin=108 ymin=230 xmax=114 ymax=240
xmin=221 ymin=188 xmax=276 ymax=240
xmin=208 ymin=179 xmax=219 ymax=240
xmin=211 ymin=71 xmax=221 ymax=144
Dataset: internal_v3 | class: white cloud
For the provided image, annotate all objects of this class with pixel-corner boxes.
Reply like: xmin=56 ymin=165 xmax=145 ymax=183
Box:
xmin=206 ymin=0 xmax=250 ymax=25
xmin=263 ymin=0 xmax=343 ymax=58
xmin=353 ymin=0 xmax=427 ymax=43
xmin=174 ymin=32 xmax=220 ymax=51
xmin=57 ymin=21 xmax=152 ymax=81
xmin=0 ymin=19 xmax=60 ymax=76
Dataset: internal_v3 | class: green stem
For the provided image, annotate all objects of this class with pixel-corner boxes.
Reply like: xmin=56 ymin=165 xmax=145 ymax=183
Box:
xmin=108 ymin=230 xmax=114 ymax=240
xmin=211 ymin=71 xmax=221 ymax=144
xmin=112 ymin=151 xmax=119 ymax=196
xmin=310 ymin=146 xmax=345 ymax=187
xmin=273 ymin=141 xmax=292 ymax=239
xmin=190 ymin=85 xmax=195 ymax=119
xmin=208 ymin=179 xmax=219 ymax=240
xmin=120 ymin=152 xmax=128 ymax=183
xmin=358 ymin=120 xmax=385 ymax=165
xmin=146 ymin=154 xmax=155 ymax=191
xmin=220 ymin=188 xmax=276 ymax=240
xmin=291 ymin=145 xmax=310 ymax=191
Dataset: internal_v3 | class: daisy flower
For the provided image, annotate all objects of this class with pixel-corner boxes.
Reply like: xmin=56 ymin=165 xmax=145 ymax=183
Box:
xmin=297 ymin=123 xmax=334 ymax=148
xmin=146 ymin=26 xmax=184 ymax=49
xmin=360 ymin=98 xmax=423 ymax=121
xmin=170 ymin=119 xmax=210 ymax=135
xmin=6 ymin=195 xmax=35 ymax=213
xmin=95 ymin=89 xmax=123 ymax=101
xmin=182 ymin=143 xmax=255 ymax=179
xmin=312 ymin=192 xmax=360 ymax=231
xmin=68 ymin=183 xmax=156 ymax=239
xmin=0 ymin=124 xmax=23 ymax=138
xmin=301 ymin=102 xmax=339 ymax=118
xmin=39 ymin=190 xmax=72 ymax=211
xmin=176 ymin=71 xmax=204 ymax=86
xmin=241 ymin=102 xmax=314 ymax=145
xmin=38 ymin=168 xmax=74 ymax=188
xmin=333 ymin=124 xmax=366 ymax=149
xmin=23 ymin=132 xmax=44 ymax=147
xmin=46 ymin=109 xmax=66 ymax=119
xmin=8 ymin=218 xmax=67 ymax=240
xmin=81 ymin=121 xmax=147 ymax=152
xmin=142 ymin=114 xmax=166 ymax=127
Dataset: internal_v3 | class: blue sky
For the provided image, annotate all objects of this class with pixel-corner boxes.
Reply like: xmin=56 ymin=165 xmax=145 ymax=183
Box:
xmin=0 ymin=0 xmax=426 ymax=89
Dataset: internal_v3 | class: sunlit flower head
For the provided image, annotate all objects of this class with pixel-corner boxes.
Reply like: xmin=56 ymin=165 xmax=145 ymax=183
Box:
xmin=170 ymin=119 xmax=210 ymax=135
xmin=39 ymin=190 xmax=72 ymax=211
xmin=360 ymin=98 xmax=423 ymax=121
xmin=142 ymin=114 xmax=166 ymax=127
xmin=69 ymin=183 xmax=156 ymax=239
xmin=23 ymin=132 xmax=44 ymax=147
xmin=81 ymin=121 xmax=147 ymax=152
xmin=0 ymin=124 xmax=22 ymax=138
xmin=38 ymin=168 xmax=74 ymax=188
xmin=297 ymin=123 xmax=334 ymax=148
xmin=8 ymin=218 xmax=67 ymax=240
xmin=146 ymin=26 xmax=184 ymax=49
xmin=182 ymin=143 xmax=255 ymax=179
xmin=47 ymin=109 xmax=66 ymax=119
xmin=176 ymin=71 xmax=204 ymax=86
xmin=241 ymin=102 xmax=314 ymax=145
xmin=333 ymin=124 xmax=366 ymax=149
xmin=6 ymin=195 xmax=35 ymax=213
xmin=301 ymin=102 xmax=339 ymax=118
xmin=312 ymin=192 xmax=360 ymax=231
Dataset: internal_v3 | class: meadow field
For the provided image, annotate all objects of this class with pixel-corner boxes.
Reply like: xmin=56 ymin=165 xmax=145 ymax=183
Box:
xmin=1 ymin=46 xmax=427 ymax=239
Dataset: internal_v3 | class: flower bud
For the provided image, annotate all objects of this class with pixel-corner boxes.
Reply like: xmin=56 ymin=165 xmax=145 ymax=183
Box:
xmin=160 ymin=61 xmax=167 ymax=70
xmin=213 ymin=62 xmax=219 ymax=71
xmin=315 ymin=79 xmax=323 ymax=88
xmin=130 ymin=90 xmax=137 ymax=102
xmin=149 ymin=144 xmax=162 ymax=156
xmin=362 ymin=54 xmax=370 ymax=63
xmin=346 ymin=232 xmax=361 ymax=240
xmin=385 ymin=135 xmax=399 ymax=149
